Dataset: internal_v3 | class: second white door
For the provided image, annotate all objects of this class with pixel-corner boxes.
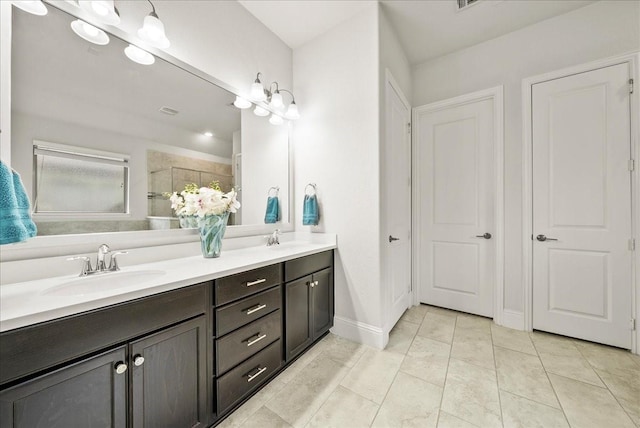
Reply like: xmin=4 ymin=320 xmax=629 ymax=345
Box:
xmin=416 ymin=97 xmax=495 ymax=317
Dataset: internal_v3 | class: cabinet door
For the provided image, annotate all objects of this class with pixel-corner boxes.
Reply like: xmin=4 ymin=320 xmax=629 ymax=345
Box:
xmin=285 ymin=276 xmax=312 ymax=361
xmin=311 ymin=268 xmax=334 ymax=340
xmin=0 ymin=347 xmax=127 ymax=428
xmin=130 ymin=316 xmax=208 ymax=428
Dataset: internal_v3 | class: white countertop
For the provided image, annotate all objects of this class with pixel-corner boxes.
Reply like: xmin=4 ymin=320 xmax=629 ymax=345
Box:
xmin=0 ymin=238 xmax=336 ymax=333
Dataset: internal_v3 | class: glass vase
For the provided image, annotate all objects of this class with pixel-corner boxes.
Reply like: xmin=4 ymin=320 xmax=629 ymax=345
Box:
xmin=198 ymin=212 xmax=229 ymax=258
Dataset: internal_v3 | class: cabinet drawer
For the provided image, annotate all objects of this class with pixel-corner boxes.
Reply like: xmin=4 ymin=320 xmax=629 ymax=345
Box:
xmin=217 ymin=339 xmax=282 ymax=413
xmin=216 ymin=310 xmax=281 ymax=376
xmin=284 ymin=250 xmax=333 ymax=282
xmin=216 ymin=286 xmax=281 ymax=337
xmin=215 ymin=264 xmax=282 ymax=306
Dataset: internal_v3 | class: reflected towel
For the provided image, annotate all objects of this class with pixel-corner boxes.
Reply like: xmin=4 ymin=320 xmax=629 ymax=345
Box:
xmin=302 ymin=194 xmax=319 ymax=226
xmin=0 ymin=161 xmax=37 ymax=245
xmin=264 ymin=196 xmax=280 ymax=224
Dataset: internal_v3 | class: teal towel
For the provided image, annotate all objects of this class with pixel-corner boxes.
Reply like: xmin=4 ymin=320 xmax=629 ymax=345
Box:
xmin=0 ymin=161 xmax=37 ymax=245
xmin=302 ymin=194 xmax=319 ymax=226
xmin=264 ymin=196 xmax=279 ymax=224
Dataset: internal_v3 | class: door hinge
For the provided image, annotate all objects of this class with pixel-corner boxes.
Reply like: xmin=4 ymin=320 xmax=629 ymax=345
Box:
xmin=631 ymin=318 xmax=636 ymax=331
xmin=629 ymin=159 xmax=635 ymax=172
xmin=629 ymin=238 xmax=636 ymax=251
xmin=630 ymin=78 xmax=634 ymax=94
xmin=407 ymin=122 xmax=412 ymax=134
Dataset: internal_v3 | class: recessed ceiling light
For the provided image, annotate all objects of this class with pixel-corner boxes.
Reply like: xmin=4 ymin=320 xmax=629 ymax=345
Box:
xmin=203 ymin=132 xmax=213 ymax=137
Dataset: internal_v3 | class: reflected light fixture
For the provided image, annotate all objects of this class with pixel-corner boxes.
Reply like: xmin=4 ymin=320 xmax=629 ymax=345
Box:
xmin=233 ymin=96 xmax=252 ymax=109
xmin=124 ymin=44 xmax=155 ymax=65
xmin=269 ymin=114 xmax=284 ymax=126
xmin=71 ymin=19 xmax=110 ymax=45
xmin=285 ymin=101 xmax=300 ymax=120
xmin=203 ymin=132 xmax=213 ymax=137
xmin=137 ymin=0 xmax=170 ymax=49
xmin=78 ymin=1 xmax=121 ymax=26
xmin=12 ymin=1 xmax=48 ymax=16
xmin=254 ymin=106 xmax=269 ymax=117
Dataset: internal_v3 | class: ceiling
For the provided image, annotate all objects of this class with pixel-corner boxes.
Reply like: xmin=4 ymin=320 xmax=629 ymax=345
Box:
xmin=239 ymin=0 xmax=595 ymax=65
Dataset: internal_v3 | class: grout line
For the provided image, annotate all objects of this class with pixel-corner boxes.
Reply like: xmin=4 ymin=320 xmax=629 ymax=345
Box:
xmin=531 ymin=339 xmax=572 ymax=427
xmin=435 ymin=314 xmax=456 ymax=427
xmin=490 ymin=321 xmax=506 ymax=428
xmin=578 ymin=368 xmax=638 ymax=426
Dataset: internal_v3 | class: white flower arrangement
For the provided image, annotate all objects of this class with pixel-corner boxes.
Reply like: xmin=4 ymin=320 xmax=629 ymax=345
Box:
xmin=168 ymin=182 xmax=240 ymax=218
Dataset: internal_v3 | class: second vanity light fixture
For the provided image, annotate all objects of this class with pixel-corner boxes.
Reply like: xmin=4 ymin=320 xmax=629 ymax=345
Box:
xmin=234 ymin=72 xmax=300 ymax=125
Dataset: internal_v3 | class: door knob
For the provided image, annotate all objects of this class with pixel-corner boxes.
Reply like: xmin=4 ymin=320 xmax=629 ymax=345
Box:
xmin=475 ymin=233 xmax=492 ymax=239
xmin=389 ymin=235 xmax=400 ymax=243
xmin=133 ymin=355 xmax=145 ymax=367
xmin=114 ymin=362 xmax=128 ymax=374
xmin=536 ymin=234 xmax=558 ymax=242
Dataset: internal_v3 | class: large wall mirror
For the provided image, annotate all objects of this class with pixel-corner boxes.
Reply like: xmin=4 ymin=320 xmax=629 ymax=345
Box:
xmin=9 ymin=3 xmax=291 ymax=242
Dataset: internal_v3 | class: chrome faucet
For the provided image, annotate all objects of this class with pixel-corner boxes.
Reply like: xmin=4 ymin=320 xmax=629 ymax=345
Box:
xmin=67 ymin=244 xmax=128 ymax=276
xmin=266 ymin=229 xmax=281 ymax=246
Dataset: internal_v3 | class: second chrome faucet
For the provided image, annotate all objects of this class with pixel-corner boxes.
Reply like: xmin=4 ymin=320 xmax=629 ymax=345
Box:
xmin=67 ymin=244 xmax=128 ymax=277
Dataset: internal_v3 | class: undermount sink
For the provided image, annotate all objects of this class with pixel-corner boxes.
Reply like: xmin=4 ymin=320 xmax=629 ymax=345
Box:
xmin=268 ymin=241 xmax=310 ymax=250
xmin=42 ymin=270 xmax=166 ymax=297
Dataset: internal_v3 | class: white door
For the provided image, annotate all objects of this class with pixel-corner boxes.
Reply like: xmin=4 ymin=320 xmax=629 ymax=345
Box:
xmin=416 ymin=98 xmax=495 ymax=317
xmin=385 ymin=77 xmax=412 ymax=328
xmin=532 ymin=63 xmax=632 ymax=348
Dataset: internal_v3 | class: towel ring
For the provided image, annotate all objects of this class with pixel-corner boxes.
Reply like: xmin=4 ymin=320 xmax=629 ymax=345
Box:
xmin=268 ymin=186 xmax=279 ymax=197
xmin=305 ymin=183 xmax=317 ymax=196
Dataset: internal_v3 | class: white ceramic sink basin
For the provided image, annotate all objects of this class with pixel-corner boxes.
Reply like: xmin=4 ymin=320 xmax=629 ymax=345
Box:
xmin=41 ymin=270 xmax=166 ymax=297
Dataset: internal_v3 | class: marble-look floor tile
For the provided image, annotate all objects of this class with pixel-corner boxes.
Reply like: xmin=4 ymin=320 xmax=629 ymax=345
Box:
xmin=386 ymin=320 xmax=419 ymax=355
xmin=340 ymin=348 xmax=404 ymax=404
xmin=275 ymin=339 xmax=330 ymax=384
xmin=425 ymin=305 xmax=460 ymax=318
xmin=451 ymin=334 xmax=495 ymax=370
xmin=436 ymin=411 xmax=479 ymax=428
xmin=530 ymin=332 xmax=581 ymax=357
xmin=538 ymin=352 xmax=604 ymax=387
xmin=240 ymin=406 xmax=292 ymax=428
xmin=494 ymin=347 xmax=559 ymax=408
xmin=574 ymin=341 xmax=640 ymax=378
xmin=219 ymin=378 xmax=287 ymax=427
xmin=401 ymin=304 xmax=429 ymax=325
xmin=306 ymin=385 xmax=378 ymax=428
xmin=400 ymin=335 xmax=451 ymax=387
xmin=441 ymin=358 xmax=502 ymax=428
xmin=455 ymin=314 xmax=492 ymax=333
xmin=266 ymin=355 xmax=350 ymax=427
xmin=319 ymin=334 xmax=367 ymax=368
xmin=595 ymin=368 xmax=640 ymax=426
xmin=499 ymin=390 xmax=568 ymax=428
xmin=371 ymin=371 xmax=443 ymax=428
xmin=549 ymin=373 xmax=636 ymax=428
xmin=418 ymin=312 xmax=456 ymax=344
xmin=491 ymin=325 xmax=537 ymax=356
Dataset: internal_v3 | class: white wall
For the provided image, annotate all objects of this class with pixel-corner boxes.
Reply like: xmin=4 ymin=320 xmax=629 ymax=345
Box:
xmin=293 ymin=3 xmax=384 ymax=346
xmin=412 ymin=0 xmax=640 ymax=314
xmin=0 ymin=2 xmax=11 ymax=165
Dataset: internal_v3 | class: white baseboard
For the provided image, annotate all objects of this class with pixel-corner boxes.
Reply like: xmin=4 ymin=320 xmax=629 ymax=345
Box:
xmin=331 ymin=315 xmax=386 ymax=349
xmin=499 ymin=309 xmax=526 ymax=331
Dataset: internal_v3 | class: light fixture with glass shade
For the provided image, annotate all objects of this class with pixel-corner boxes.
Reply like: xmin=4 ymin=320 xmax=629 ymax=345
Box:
xmin=269 ymin=114 xmax=284 ymax=126
xmin=233 ymin=96 xmax=252 ymax=109
xmin=78 ymin=0 xmax=121 ymax=26
xmin=250 ymin=73 xmax=267 ymax=102
xmin=285 ymin=101 xmax=300 ymax=120
xmin=254 ymin=106 xmax=269 ymax=117
xmin=71 ymin=19 xmax=110 ymax=45
xmin=248 ymin=72 xmax=300 ymax=122
xmin=12 ymin=1 xmax=48 ymax=16
xmin=137 ymin=0 xmax=170 ymax=49
xmin=124 ymin=44 xmax=155 ymax=65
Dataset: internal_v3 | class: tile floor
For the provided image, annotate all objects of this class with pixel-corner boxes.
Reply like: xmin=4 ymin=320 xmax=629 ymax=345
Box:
xmin=218 ymin=304 xmax=640 ymax=428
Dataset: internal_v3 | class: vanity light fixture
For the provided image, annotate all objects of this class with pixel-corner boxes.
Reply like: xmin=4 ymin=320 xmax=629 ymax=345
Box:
xmin=250 ymin=73 xmax=267 ymax=102
xmin=71 ymin=19 xmax=110 ymax=45
xmin=233 ymin=96 xmax=252 ymax=109
xmin=124 ymin=44 xmax=155 ymax=65
xmin=248 ymin=72 xmax=300 ymax=121
xmin=269 ymin=114 xmax=284 ymax=126
xmin=253 ymin=106 xmax=269 ymax=117
xmin=78 ymin=1 xmax=121 ymax=26
xmin=137 ymin=0 xmax=170 ymax=49
xmin=12 ymin=1 xmax=48 ymax=16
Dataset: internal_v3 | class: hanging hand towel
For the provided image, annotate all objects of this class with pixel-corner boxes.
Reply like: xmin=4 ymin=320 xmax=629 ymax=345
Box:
xmin=264 ymin=196 xmax=280 ymax=224
xmin=0 ymin=161 xmax=37 ymax=245
xmin=302 ymin=194 xmax=319 ymax=226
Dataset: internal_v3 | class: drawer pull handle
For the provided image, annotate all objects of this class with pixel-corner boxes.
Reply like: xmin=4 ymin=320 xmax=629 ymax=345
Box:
xmin=247 ymin=366 xmax=267 ymax=383
xmin=247 ymin=333 xmax=267 ymax=347
xmin=246 ymin=278 xmax=267 ymax=287
xmin=246 ymin=304 xmax=267 ymax=315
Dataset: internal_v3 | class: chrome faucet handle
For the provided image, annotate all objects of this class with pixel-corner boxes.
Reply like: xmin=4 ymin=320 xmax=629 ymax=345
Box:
xmin=96 ymin=244 xmax=110 ymax=271
xmin=108 ymin=251 xmax=128 ymax=271
xmin=67 ymin=256 xmax=93 ymax=277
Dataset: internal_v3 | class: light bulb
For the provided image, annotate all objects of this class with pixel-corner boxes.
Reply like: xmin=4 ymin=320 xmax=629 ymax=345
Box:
xmin=71 ymin=20 xmax=110 ymax=45
xmin=251 ymin=82 xmax=266 ymax=102
xmin=78 ymin=1 xmax=120 ymax=26
xmin=269 ymin=114 xmax=284 ymax=126
xmin=124 ymin=44 xmax=155 ymax=65
xmin=285 ymin=102 xmax=300 ymax=120
xmin=138 ymin=13 xmax=170 ymax=49
xmin=233 ymin=96 xmax=252 ymax=109
xmin=270 ymin=92 xmax=284 ymax=110
xmin=12 ymin=1 xmax=48 ymax=16
xmin=203 ymin=132 xmax=213 ymax=137
xmin=254 ymin=106 xmax=269 ymax=117
xmin=91 ymin=1 xmax=109 ymax=16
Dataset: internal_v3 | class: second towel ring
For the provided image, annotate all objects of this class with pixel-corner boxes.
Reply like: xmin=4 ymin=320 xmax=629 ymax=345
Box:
xmin=268 ymin=186 xmax=279 ymax=197
xmin=305 ymin=183 xmax=317 ymax=196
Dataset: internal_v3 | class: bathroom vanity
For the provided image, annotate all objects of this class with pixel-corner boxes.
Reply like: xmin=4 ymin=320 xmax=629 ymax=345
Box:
xmin=0 ymin=243 xmax=335 ymax=428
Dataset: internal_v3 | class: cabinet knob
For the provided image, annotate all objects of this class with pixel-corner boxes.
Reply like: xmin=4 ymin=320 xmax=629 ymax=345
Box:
xmin=133 ymin=355 xmax=145 ymax=367
xmin=114 ymin=362 xmax=128 ymax=374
